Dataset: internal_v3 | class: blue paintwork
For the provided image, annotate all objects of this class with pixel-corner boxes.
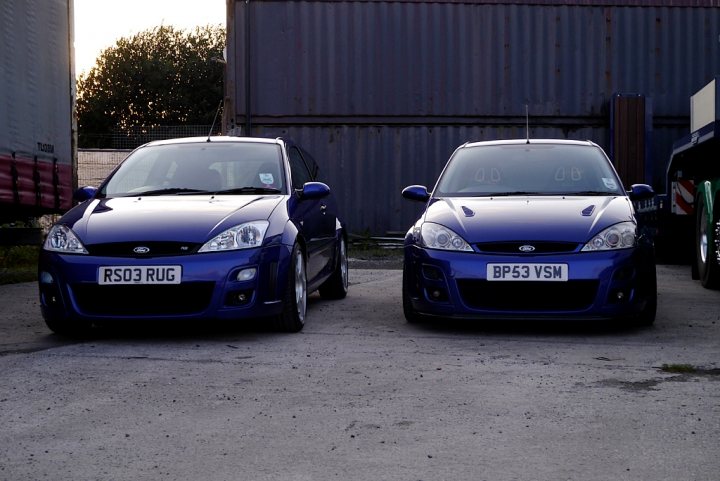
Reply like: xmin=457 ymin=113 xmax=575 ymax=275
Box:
xmin=63 ymin=195 xmax=286 ymax=245
xmin=39 ymin=137 xmax=345 ymax=327
xmin=421 ymin=196 xmax=635 ymax=244
xmin=402 ymin=139 xmax=657 ymax=323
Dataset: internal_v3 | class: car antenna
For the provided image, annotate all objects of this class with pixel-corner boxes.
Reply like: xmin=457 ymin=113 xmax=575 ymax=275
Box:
xmin=525 ymin=104 xmax=530 ymax=144
xmin=207 ymin=99 xmax=223 ymax=142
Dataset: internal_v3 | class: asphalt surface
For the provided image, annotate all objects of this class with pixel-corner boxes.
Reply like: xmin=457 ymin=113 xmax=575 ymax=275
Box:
xmin=1 ymin=264 xmax=719 ymax=481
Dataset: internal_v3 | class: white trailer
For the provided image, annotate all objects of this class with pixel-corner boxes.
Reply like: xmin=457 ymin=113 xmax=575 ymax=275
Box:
xmin=0 ymin=0 xmax=76 ymax=226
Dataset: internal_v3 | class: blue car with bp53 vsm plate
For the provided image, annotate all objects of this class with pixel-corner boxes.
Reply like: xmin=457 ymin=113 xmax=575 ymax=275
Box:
xmin=39 ymin=136 xmax=348 ymax=334
xmin=401 ymin=139 xmax=657 ymax=325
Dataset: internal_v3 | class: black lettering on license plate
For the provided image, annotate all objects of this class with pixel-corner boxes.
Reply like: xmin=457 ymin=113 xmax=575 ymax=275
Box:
xmin=98 ymin=266 xmax=182 ymax=285
xmin=486 ymin=263 xmax=567 ymax=282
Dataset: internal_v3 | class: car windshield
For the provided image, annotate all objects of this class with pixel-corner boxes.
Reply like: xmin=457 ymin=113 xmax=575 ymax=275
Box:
xmin=434 ymin=143 xmax=626 ymax=197
xmin=100 ymin=142 xmax=286 ymax=197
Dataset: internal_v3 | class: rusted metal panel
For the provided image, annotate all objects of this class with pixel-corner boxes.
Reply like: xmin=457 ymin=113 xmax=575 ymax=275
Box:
xmin=612 ymin=94 xmax=650 ymax=187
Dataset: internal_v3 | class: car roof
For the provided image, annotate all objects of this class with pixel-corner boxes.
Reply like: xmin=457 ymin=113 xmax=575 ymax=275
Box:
xmin=461 ymin=139 xmax=599 ymax=149
xmin=140 ymin=136 xmax=287 ymax=148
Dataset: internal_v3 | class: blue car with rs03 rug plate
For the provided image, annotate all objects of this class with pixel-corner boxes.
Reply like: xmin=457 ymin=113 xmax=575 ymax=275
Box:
xmin=39 ymin=136 xmax=348 ymax=334
xmin=401 ymin=139 xmax=657 ymax=325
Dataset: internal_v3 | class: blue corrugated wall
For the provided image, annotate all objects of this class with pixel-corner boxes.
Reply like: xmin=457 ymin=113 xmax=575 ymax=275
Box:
xmin=226 ymin=0 xmax=720 ymax=234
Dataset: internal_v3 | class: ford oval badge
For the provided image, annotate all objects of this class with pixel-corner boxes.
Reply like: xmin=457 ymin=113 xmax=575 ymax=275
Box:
xmin=519 ymin=245 xmax=535 ymax=253
xmin=133 ymin=246 xmax=150 ymax=254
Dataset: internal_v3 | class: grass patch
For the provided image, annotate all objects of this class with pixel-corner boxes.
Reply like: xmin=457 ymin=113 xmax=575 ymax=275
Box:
xmin=0 ymin=245 xmax=39 ymax=285
xmin=349 ymin=244 xmax=403 ymax=260
xmin=348 ymin=233 xmax=404 ymax=261
xmin=660 ymin=363 xmax=697 ymax=374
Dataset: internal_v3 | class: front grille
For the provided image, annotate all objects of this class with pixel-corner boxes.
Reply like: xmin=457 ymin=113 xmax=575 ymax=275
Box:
xmin=86 ymin=242 xmax=202 ymax=258
xmin=475 ymin=241 xmax=580 ymax=254
xmin=72 ymin=282 xmax=215 ymax=316
xmin=457 ymin=279 xmax=598 ymax=311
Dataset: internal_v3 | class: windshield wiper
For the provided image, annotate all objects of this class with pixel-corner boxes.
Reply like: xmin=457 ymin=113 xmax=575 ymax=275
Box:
xmin=487 ymin=191 xmax=548 ymax=197
xmin=488 ymin=191 xmax=614 ymax=197
xmin=212 ymin=187 xmax=282 ymax=195
xmin=567 ymin=191 xmax=614 ymax=196
xmin=133 ymin=188 xmax=210 ymax=196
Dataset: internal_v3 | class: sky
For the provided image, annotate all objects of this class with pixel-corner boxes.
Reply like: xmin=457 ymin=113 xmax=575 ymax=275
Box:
xmin=73 ymin=0 xmax=226 ymax=76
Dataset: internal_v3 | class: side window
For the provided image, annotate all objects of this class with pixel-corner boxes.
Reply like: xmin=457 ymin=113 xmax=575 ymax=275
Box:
xmin=299 ymin=147 xmax=321 ymax=181
xmin=289 ymin=147 xmax=312 ymax=190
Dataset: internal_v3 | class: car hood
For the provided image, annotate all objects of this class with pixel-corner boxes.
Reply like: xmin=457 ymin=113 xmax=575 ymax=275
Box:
xmin=67 ymin=195 xmax=285 ymax=245
xmin=423 ymin=195 xmax=635 ymax=243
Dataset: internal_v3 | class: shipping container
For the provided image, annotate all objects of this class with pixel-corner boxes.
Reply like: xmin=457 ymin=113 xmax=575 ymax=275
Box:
xmin=0 ymin=0 xmax=76 ymax=224
xmin=225 ymin=0 xmax=720 ymax=234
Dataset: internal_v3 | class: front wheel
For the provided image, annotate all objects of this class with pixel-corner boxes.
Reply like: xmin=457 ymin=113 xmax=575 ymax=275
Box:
xmin=634 ymin=267 xmax=657 ymax=327
xmin=319 ymin=235 xmax=348 ymax=300
xmin=402 ymin=267 xmax=426 ymax=324
xmin=274 ymin=243 xmax=307 ymax=332
xmin=695 ymin=197 xmax=720 ymax=289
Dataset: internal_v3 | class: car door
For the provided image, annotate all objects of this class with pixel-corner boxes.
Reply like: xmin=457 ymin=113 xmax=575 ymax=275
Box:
xmin=287 ymin=146 xmax=335 ymax=283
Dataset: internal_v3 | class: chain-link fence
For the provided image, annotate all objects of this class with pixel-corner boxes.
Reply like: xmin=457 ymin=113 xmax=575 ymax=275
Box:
xmin=78 ymin=124 xmax=222 ymax=185
xmin=80 ymin=125 xmax=221 ymax=150
xmin=111 ymin=125 xmax=221 ymax=149
xmin=77 ymin=149 xmax=131 ymax=187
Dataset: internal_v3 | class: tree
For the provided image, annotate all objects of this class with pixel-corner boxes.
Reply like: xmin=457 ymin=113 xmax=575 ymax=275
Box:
xmin=77 ymin=25 xmax=225 ymax=148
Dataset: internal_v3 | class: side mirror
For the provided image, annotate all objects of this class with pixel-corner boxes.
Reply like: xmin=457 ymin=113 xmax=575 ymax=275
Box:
xmin=74 ymin=186 xmax=97 ymax=202
xmin=402 ymin=185 xmax=431 ymax=203
xmin=300 ymin=181 xmax=330 ymax=200
xmin=628 ymin=183 xmax=655 ymax=201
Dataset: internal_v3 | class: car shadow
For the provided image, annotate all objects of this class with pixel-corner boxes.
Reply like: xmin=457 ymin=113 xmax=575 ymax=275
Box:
xmin=407 ymin=317 xmax=651 ymax=337
xmin=70 ymin=295 xmax=328 ymax=341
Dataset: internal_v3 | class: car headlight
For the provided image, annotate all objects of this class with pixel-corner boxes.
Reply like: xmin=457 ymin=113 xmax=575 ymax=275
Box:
xmin=420 ymin=222 xmax=473 ymax=251
xmin=44 ymin=225 xmax=88 ymax=254
xmin=199 ymin=221 xmax=269 ymax=252
xmin=581 ymin=222 xmax=636 ymax=251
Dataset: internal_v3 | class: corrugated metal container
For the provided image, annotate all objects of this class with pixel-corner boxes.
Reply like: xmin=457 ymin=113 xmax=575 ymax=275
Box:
xmin=226 ymin=0 xmax=720 ymax=234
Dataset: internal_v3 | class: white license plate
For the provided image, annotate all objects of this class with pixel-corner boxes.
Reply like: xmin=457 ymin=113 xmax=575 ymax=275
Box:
xmin=98 ymin=266 xmax=182 ymax=285
xmin=486 ymin=263 xmax=568 ymax=282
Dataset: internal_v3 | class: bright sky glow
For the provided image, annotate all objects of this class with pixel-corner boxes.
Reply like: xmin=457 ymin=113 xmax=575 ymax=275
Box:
xmin=73 ymin=0 xmax=225 ymax=76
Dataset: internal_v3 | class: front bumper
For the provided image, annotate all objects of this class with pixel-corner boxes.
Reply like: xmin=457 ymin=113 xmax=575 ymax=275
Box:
xmin=404 ymin=245 xmax=655 ymax=321
xmin=38 ymin=243 xmax=293 ymax=324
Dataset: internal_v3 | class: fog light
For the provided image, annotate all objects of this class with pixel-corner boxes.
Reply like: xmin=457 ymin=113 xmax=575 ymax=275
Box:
xmin=40 ymin=272 xmax=54 ymax=284
xmin=426 ymin=287 xmax=448 ymax=302
xmin=226 ymin=289 xmax=254 ymax=306
xmin=236 ymin=267 xmax=257 ymax=281
xmin=608 ymin=288 xmax=630 ymax=304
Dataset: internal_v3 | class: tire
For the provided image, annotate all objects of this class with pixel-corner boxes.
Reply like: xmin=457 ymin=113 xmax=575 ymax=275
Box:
xmin=695 ymin=197 xmax=720 ymax=289
xmin=275 ymin=243 xmax=307 ymax=332
xmin=402 ymin=266 xmax=425 ymax=324
xmin=44 ymin=316 xmax=92 ymax=337
xmin=319 ymin=235 xmax=348 ymax=300
xmin=634 ymin=267 xmax=657 ymax=327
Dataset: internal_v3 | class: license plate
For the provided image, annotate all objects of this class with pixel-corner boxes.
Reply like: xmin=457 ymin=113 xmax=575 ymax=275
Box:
xmin=98 ymin=266 xmax=182 ymax=285
xmin=486 ymin=263 xmax=568 ymax=281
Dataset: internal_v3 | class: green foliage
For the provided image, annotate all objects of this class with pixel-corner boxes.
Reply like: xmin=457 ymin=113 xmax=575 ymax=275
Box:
xmin=0 ymin=246 xmax=39 ymax=285
xmin=77 ymin=25 xmax=225 ymax=148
